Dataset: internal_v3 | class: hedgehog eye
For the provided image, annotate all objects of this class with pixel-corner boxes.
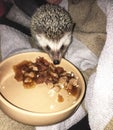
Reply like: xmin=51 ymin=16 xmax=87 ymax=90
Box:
xmin=46 ymin=45 xmax=51 ymax=51
xmin=60 ymin=45 xmax=65 ymax=51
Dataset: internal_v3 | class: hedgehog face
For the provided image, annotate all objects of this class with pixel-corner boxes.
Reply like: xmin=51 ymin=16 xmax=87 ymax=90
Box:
xmin=31 ymin=4 xmax=74 ymax=64
xmin=35 ymin=32 xmax=72 ymax=64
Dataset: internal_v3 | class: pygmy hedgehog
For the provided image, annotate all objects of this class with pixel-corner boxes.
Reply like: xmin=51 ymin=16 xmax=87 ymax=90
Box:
xmin=31 ymin=4 xmax=74 ymax=64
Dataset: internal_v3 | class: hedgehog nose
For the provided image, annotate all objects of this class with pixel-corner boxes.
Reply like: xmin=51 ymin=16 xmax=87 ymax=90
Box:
xmin=53 ymin=60 xmax=60 ymax=65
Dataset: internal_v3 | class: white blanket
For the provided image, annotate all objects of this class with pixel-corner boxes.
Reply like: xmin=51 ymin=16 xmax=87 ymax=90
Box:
xmin=86 ymin=0 xmax=113 ymax=129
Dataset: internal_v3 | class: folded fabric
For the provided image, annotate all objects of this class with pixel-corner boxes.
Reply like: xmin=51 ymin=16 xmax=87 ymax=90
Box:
xmin=0 ymin=25 xmax=39 ymax=60
xmin=65 ymin=38 xmax=98 ymax=71
xmin=85 ymin=0 xmax=113 ymax=130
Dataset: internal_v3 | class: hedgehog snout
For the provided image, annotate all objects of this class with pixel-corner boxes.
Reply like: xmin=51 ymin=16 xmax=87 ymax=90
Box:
xmin=53 ymin=59 xmax=60 ymax=65
xmin=50 ymin=51 xmax=62 ymax=65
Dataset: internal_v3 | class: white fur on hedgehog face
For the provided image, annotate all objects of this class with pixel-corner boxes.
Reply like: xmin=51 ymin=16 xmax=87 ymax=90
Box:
xmin=35 ymin=32 xmax=72 ymax=62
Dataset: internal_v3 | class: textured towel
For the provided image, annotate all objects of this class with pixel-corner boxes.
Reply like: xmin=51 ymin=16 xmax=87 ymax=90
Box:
xmin=85 ymin=0 xmax=113 ymax=130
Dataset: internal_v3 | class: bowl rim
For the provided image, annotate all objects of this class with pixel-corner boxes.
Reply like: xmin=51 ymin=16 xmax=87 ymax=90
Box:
xmin=0 ymin=52 xmax=86 ymax=115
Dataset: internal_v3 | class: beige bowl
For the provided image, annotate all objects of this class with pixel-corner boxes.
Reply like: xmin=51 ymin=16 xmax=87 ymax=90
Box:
xmin=0 ymin=52 xmax=86 ymax=126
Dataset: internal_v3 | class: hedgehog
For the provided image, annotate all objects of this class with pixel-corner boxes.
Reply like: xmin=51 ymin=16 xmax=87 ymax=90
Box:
xmin=31 ymin=4 xmax=74 ymax=64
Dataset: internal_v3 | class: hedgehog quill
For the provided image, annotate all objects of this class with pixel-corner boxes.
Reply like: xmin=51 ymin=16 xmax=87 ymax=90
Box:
xmin=31 ymin=4 xmax=74 ymax=64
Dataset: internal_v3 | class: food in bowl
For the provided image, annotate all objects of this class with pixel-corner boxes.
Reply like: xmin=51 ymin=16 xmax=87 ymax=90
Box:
xmin=13 ymin=57 xmax=80 ymax=103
